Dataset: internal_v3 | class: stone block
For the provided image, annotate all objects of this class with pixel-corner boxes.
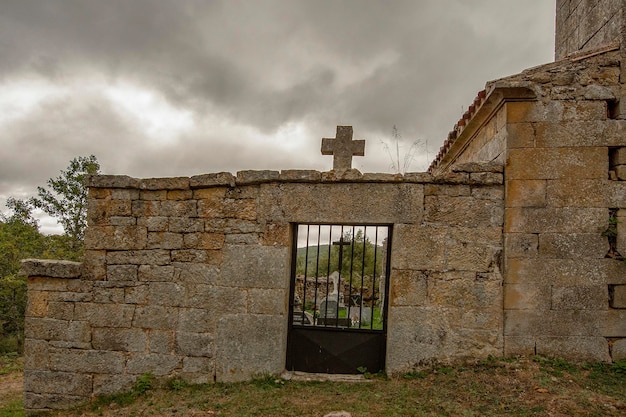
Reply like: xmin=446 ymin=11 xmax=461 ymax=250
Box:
xmin=551 ymin=286 xmax=608 ymax=310
xmin=159 ymin=200 xmax=197 ymax=217
xmin=111 ymin=189 xmax=140 ymax=200
xmin=236 ymin=170 xmax=280 ymax=185
xmin=176 ymin=332 xmax=214 ymax=357
xmin=20 ymin=259 xmax=82 ymax=279
xmin=389 ymin=270 xmax=429 ymax=307
xmin=504 ymin=310 xmax=605 ymax=336
xmin=149 ymin=282 xmax=186 ymax=306
xmin=261 ymin=223 xmax=290 ymax=246
xmin=125 ymin=284 xmax=149 ymax=304
xmin=391 ymin=225 xmax=446 ymax=271
xmin=546 ymin=178 xmax=609 ymax=207
xmin=74 ymin=303 xmax=135 ymax=328
xmin=279 ymin=170 xmax=322 ymax=182
xmin=604 ymin=310 xmax=626 ymax=336
xmin=133 ymin=306 xmax=179 ymax=329
xmin=505 ymin=233 xmax=538 ymax=258
xmin=47 ymin=302 xmax=74 ymax=321
xmin=82 ymin=250 xmax=106 ymax=280
xmin=424 ymin=184 xmax=470 ymax=196
xmin=535 ymin=337 xmax=611 ymax=362
xmin=178 ymin=308 xmax=219 ymax=333
xmin=148 ymin=330 xmax=175 ymax=354
xmin=137 ymin=216 xmax=169 ymax=232
xmin=183 ymin=232 xmax=225 ymax=250
xmin=173 ymin=263 xmax=219 ymax=285
xmin=86 ymin=174 xmax=139 ymax=189
xmin=429 ymin=272 xmax=501 ymax=308
xmin=107 ymin=264 xmax=138 ymax=281
xmin=247 ymin=288 xmax=286 ymax=314
xmin=506 ymin=147 xmax=607 ymax=180
xmin=27 ymin=291 xmax=48 ymax=318
xmin=147 ymin=232 xmax=184 ymax=249
xmin=169 ymin=217 xmax=204 ymax=233
xmin=138 ymin=264 xmax=175 ymax=282
xmin=167 ymin=189 xmax=193 ymax=200
xmin=126 ymin=353 xmax=181 ymax=375
xmin=110 ymin=216 xmax=136 ymax=226
xmin=424 ymin=196 xmax=503 ymax=227
xmin=92 ymin=287 xmax=124 ymax=304
xmin=508 ymin=100 xmax=607 ymax=123
xmin=445 ymin=243 xmax=501 ymax=273
xmin=503 ymin=284 xmax=551 ymax=310
xmin=612 ymin=285 xmax=626 ymax=308
xmin=505 ymin=207 xmax=606 ymax=233
xmin=23 ymin=339 xmax=50 ymax=370
xmin=259 ymin=183 xmax=424 ymax=225
xmin=93 ymin=374 xmax=136 ymax=396
xmin=185 ymin=285 xmax=247 ymax=312
xmin=612 ymin=339 xmax=626 ymax=361
xmin=505 ymin=180 xmax=546 ymax=207
xmin=534 ymin=121 xmax=607 ymax=148
xmin=225 ymin=233 xmax=259 ymax=245
xmin=87 ymin=199 xmax=132 ymax=225
xmin=139 ymin=177 xmax=189 ymax=190
xmin=24 ymin=318 xmax=91 ymax=343
xmin=538 ymin=233 xmax=608 ymax=259
xmin=220 ymin=245 xmax=288 ymax=288
xmin=24 ymin=393 xmax=87 ymax=412
xmin=506 ymin=258 xmax=611 ymax=286
xmin=190 ymin=172 xmax=235 ymax=188
xmin=610 ymin=147 xmax=626 ymax=166
xmin=506 ymin=122 xmax=535 ymax=148
xmin=403 ymin=172 xmax=432 ymax=183
xmin=469 ymin=172 xmax=502 ymax=185
xmin=503 ymin=336 xmax=536 ymax=357
xmin=615 ymin=165 xmax=626 ymax=180
xmin=182 ymin=357 xmax=215 ymax=384
xmin=107 ymin=250 xmax=171 ymax=265
xmin=92 ymin=328 xmax=147 ymax=352
xmin=50 ymin=350 xmax=125 ymax=373
xmin=215 ymin=314 xmax=285 ymax=382
xmin=171 ymin=249 xmax=218 ymax=263
xmin=84 ymin=226 xmax=147 ymax=250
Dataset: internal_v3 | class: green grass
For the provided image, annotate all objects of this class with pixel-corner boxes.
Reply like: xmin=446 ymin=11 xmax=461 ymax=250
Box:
xmin=41 ymin=357 xmax=626 ymax=417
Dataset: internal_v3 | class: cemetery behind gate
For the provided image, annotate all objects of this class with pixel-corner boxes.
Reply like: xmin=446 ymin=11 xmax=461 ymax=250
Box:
xmin=21 ymin=1 xmax=626 ymax=412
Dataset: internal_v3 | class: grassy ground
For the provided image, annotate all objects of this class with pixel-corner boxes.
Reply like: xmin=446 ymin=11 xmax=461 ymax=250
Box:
xmin=1 ymin=355 xmax=625 ymax=416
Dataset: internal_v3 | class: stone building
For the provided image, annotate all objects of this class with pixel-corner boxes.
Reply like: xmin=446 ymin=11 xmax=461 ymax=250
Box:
xmin=21 ymin=1 xmax=626 ymax=412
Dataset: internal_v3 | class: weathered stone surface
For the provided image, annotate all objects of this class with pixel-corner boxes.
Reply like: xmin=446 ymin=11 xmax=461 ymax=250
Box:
xmin=24 ymin=318 xmax=91 ymax=343
xmin=107 ymin=250 xmax=171 ymax=265
xmin=220 ymin=245 xmax=288 ymax=288
xmin=538 ymin=233 xmax=608 ymax=259
xmin=506 ymin=180 xmax=546 ymax=207
xmin=505 ymin=233 xmax=538 ymax=258
xmin=138 ymin=264 xmax=175 ymax=282
xmin=176 ymin=332 xmax=214 ymax=357
xmin=216 ymin=314 xmax=285 ymax=382
xmin=392 ymin=225 xmax=446 ymax=270
xmin=535 ymin=337 xmax=611 ymax=362
xmin=85 ymin=174 xmax=139 ymax=189
xmin=612 ymin=285 xmax=626 ymax=308
xmin=236 ymin=170 xmax=280 ymax=185
xmin=92 ymin=328 xmax=147 ymax=352
xmin=604 ymin=310 xmax=626 ymax=336
xmin=612 ymin=339 xmax=626 ymax=361
xmin=50 ymin=350 xmax=125 ymax=373
xmin=74 ymin=303 xmax=135 ymax=328
xmin=133 ymin=306 xmax=179 ymax=329
xmin=546 ymin=178 xmax=609 ymax=207
xmin=107 ymin=264 xmax=138 ymax=281
xmin=85 ymin=226 xmax=148 ymax=250
xmin=169 ymin=217 xmax=204 ymax=233
xmin=504 ymin=284 xmax=551 ymax=310
xmin=506 ymin=147 xmax=607 ymax=180
xmin=505 ymin=207 xmax=606 ymax=233
xmin=425 ymin=195 xmax=503 ymax=227
xmin=181 ymin=357 xmax=215 ymax=384
xmin=93 ymin=375 xmax=136 ymax=396
xmin=147 ymin=232 xmax=184 ymax=249
xmin=190 ymin=172 xmax=235 ymax=188
xmin=137 ymin=216 xmax=169 ymax=232
xmin=173 ymin=263 xmax=219 ymax=285
xmin=140 ymin=177 xmax=189 ymax=190
xmin=279 ymin=170 xmax=322 ymax=182
xmin=126 ymin=353 xmax=181 ymax=375
xmin=504 ymin=310 xmax=605 ymax=337
xmin=452 ymin=161 xmax=503 ymax=173
xmin=20 ymin=259 xmax=82 ymax=279
xmin=389 ymin=270 xmax=429 ymax=307
xmin=320 ymin=169 xmax=363 ymax=182
xmin=247 ymin=288 xmax=286 ymax=314
xmin=183 ymin=232 xmax=225 ymax=249
xmin=551 ymin=286 xmax=608 ymax=310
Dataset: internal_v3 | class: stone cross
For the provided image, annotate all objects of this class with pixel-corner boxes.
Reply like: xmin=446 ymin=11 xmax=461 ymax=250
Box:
xmin=321 ymin=126 xmax=365 ymax=170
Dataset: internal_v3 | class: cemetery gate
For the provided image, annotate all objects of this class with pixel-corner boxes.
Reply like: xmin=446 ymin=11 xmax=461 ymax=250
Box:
xmin=286 ymin=224 xmax=392 ymax=374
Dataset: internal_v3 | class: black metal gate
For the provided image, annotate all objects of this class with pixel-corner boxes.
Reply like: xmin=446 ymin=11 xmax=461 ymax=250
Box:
xmin=286 ymin=224 xmax=392 ymax=374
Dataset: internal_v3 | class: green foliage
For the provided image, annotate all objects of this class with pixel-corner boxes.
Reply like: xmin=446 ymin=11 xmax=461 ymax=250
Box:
xmin=29 ymin=155 xmax=100 ymax=253
xmin=134 ymin=372 xmax=155 ymax=395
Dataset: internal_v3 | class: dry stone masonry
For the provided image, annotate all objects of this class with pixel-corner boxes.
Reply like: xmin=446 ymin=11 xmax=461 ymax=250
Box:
xmin=21 ymin=2 xmax=626 ymax=412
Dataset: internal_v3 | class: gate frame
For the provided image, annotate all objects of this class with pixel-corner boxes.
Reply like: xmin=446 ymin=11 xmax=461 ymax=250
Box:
xmin=286 ymin=223 xmax=393 ymax=374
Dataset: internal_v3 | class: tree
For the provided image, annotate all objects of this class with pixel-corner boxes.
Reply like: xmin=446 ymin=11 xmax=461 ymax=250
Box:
xmin=29 ymin=155 xmax=100 ymax=253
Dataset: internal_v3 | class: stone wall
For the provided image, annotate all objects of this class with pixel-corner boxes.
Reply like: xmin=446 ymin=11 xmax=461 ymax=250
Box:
xmin=555 ymin=0 xmax=625 ymax=60
xmin=432 ymin=49 xmax=626 ymax=364
xmin=22 ymin=168 xmax=504 ymax=412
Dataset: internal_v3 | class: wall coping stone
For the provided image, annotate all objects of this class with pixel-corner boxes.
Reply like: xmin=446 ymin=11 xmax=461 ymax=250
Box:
xmin=20 ymin=259 xmax=82 ymax=279
xmin=83 ymin=168 xmax=502 ymax=191
xmin=190 ymin=172 xmax=236 ymax=188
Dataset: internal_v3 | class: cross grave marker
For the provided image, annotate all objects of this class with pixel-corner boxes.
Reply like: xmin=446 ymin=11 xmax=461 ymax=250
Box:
xmin=321 ymin=126 xmax=365 ymax=170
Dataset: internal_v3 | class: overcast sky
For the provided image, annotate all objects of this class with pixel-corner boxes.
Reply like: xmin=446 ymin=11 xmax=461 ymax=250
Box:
xmin=0 ymin=0 xmax=555 ymax=233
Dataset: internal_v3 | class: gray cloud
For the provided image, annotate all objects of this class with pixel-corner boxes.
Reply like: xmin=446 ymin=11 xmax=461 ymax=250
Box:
xmin=0 ymin=0 xmax=555 ymax=223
